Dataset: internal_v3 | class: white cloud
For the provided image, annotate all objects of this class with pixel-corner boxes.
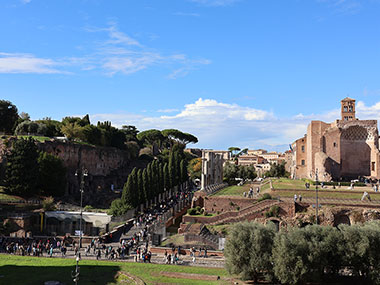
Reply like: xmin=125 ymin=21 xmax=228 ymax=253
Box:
xmin=21 ymin=0 xmax=31 ymax=4
xmin=317 ymin=0 xmax=361 ymax=15
xmin=0 ymin=52 xmax=64 ymax=74
xmin=88 ymin=98 xmax=380 ymax=151
xmin=173 ymin=12 xmax=201 ymax=17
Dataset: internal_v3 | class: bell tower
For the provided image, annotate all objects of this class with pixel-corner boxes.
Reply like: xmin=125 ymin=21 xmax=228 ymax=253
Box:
xmin=341 ymin=97 xmax=356 ymax=121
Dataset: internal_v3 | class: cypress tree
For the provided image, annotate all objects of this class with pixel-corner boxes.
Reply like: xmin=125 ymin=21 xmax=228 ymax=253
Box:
xmin=122 ymin=168 xmax=137 ymax=207
xmin=147 ymin=162 xmax=153 ymax=200
xmin=142 ymin=168 xmax=148 ymax=203
xmin=159 ymin=163 xmax=164 ymax=194
xmin=137 ymin=169 xmax=143 ymax=205
xmin=180 ymin=159 xmax=188 ymax=184
xmin=163 ymin=163 xmax=169 ymax=192
xmin=153 ymin=160 xmax=160 ymax=196
xmin=168 ymin=150 xmax=176 ymax=188
xmin=5 ymin=137 xmax=39 ymax=196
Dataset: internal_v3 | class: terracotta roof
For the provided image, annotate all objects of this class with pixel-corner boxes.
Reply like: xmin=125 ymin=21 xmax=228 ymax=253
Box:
xmin=341 ymin=97 xmax=355 ymax=102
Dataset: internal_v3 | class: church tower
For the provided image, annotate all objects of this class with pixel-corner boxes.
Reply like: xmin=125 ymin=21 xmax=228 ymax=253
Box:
xmin=341 ymin=97 xmax=356 ymax=121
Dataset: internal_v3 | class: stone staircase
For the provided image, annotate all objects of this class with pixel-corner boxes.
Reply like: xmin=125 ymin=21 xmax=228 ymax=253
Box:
xmin=208 ymin=199 xmax=281 ymax=226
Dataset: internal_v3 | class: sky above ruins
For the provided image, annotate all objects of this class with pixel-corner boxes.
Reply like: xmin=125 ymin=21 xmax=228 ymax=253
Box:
xmin=2 ymin=0 xmax=380 ymax=151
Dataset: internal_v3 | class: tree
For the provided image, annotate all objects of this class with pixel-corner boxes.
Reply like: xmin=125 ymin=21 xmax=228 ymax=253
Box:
xmin=158 ymin=162 xmax=164 ymax=194
xmin=188 ymin=158 xmax=201 ymax=180
xmin=142 ymin=168 xmax=149 ymax=203
xmin=108 ymin=198 xmax=131 ymax=216
xmin=161 ymin=129 xmax=198 ymax=146
xmin=0 ymin=100 xmax=18 ymax=134
xmin=38 ymin=152 xmax=66 ymax=197
xmin=122 ymin=168 xmax=138 ymax=207
xmin=121 ymin=125 xmax=139 ymax=142
xmin=180 ymin=159 xmax=188 ymax=183
xmin=136 ymin=169 xmax=143 ymax=205
xmin=36 ymin=118 xmax=63 ymax=137
xmin=272 ymin=225 xmax=345 ymax=284
xmin=224 ymin=222 xmax=276 ymax=282
xmin=265 ymin=162 xmax=289 ymax=178
xmin=146 ymin=163 xmax=153 ymax=200
xmin=15 ymin=121 xmax=47 ymax=136
xmin=60 ymin=122 xmax=83 ymax=141
xmin=5 ymin=138 xmax=39 ymax=196
xmin=136 ymin=129 xmax=165 ymax=153
xmin=228 ymin=147 xmax=241 ymax=158
xmin=163 ymin=163 xmax=169 ymax=191
xmin=168 ymin=150 xmax=176 ymax=189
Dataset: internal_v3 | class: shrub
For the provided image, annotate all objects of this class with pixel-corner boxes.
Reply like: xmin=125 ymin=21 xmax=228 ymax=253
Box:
xmin=187 ymin=208 xmax=198 ymax=215
xmin=108 ymin=199 xmax=132 ymax=216
xmin=42 ymin=196 xmax=56 ymax=211
xmin=258 ymin=193 xmax=272 ymax=202
xmin=225 ymin=222 xmax=276 ymax=282
xmin=83 ymin=205 xmax=94 ymax=212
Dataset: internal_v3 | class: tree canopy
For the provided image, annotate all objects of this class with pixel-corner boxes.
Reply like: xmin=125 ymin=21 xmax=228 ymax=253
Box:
xmin=0 ymin=100 xmax=19 ymax=134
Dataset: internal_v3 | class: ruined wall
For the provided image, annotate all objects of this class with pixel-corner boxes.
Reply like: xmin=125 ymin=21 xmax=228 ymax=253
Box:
xmin=203 ymin=196 xmax=255 ymax=213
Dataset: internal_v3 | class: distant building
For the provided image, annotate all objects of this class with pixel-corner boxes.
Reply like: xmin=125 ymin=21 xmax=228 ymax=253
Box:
xmin=290 ymin=98 xmax=380 ymax=181
xmin=237 ymin=154 xmax=266 ymax=166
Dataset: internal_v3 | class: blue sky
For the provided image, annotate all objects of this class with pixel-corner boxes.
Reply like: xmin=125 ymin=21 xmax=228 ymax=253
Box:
xmin=2 ymin=0 xmax=380 ymax=151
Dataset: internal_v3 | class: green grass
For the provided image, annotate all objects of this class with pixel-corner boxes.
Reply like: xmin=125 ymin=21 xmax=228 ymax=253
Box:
xmin=271 ymin=178 xmax=369 ymax=191
xmin=212 ymin=185 xmax=251 ymax=196
xmin=0 ymin=255 xmax=229 ymax=285
xmin=161 ymin=234 xmax=185 ymax=246
xmin=270 ymin=189 xmax=380 ymax=200
xmin=16 ymin=135 xmax=51 ymax=142
xmin=0 ymin=187 xmax=23 ymax=202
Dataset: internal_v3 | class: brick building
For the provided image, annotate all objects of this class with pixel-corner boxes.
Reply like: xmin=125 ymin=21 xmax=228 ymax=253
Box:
xmin=290 ymin=98 xmax=380 ymax=181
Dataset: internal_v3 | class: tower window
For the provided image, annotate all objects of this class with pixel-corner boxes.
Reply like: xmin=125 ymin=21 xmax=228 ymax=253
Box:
xmin=301 ymin=160 xmax=305 ymax=166
xmin=301 ymin=146 xmax=305 ymax=152
xmin=349 ymin=106 xmax=353 ymax=112
xmin=343 ymin=106 xmax=348 ymax=112
xmin=333 ymin=142 xmax=337 ymax=147
xmin=372 ymin=162 xmax=376 ymax=171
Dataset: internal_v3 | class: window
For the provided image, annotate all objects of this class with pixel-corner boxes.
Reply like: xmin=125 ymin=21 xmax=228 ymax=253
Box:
xmin=301 ymin=160 xmax=305 ymax=166
xmin=333 ymin=142 xmax=337 ymax=147
xmin=349 ymin=106 xmax=353 ymax=112
xmin=372 ymin=162 xmax=376 ymax=172
xmin=344 ymin=116 xmax=348 ymax=121
xmin=301 ymin=146 xmax=305 ymax=152
xmin=343 ymin=106 xmax=348 ymax=112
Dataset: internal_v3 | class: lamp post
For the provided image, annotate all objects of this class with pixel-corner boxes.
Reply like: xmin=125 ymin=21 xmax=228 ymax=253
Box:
xmin=315 ymin=169 xmax=319 ymax=225
xmin=75 ymin=168 xmax=88 ymax=248
xmin=72 ymin=256 xmax=80 ymax=285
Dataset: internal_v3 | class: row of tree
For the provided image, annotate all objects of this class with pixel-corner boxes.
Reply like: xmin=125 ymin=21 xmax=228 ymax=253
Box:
xmin=109 ymin=148 xmax=188 ymax=215
xmin=4 ymin=138 xmax=66 ymax=197
xmin=225 ymin=221 xmax=380 ymax=284
xmin=223 ymin=162 xmax=257 ymax=184
xmin=0 ymin=100 xmax=198 ymax=154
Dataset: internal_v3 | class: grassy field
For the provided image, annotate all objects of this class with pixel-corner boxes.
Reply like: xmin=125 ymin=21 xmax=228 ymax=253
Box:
xmin=212 ymin=185 xmax=251 ymax=196
xmin=0 ymin=255 xmax=229 ymax=285
xmin=270 ymin=189 xmax=380 ymax=200
xmin=0 ymin=187 xmax=23 ymax=202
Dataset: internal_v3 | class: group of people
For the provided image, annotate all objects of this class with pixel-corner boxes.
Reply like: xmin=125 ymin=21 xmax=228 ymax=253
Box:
xmin=243 ymin=187 xmax=260 ymax=198
xmin=0 ymin=236 xmax=68 ymax=257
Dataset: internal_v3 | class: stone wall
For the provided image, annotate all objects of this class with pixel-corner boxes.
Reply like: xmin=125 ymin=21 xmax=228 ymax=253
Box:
xmin=203 ymin=196 xmax=255 ymax=213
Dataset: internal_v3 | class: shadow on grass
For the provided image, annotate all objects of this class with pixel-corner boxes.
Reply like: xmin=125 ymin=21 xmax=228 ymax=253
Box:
xmin=0 ymin=264 xmax=121 ymax=285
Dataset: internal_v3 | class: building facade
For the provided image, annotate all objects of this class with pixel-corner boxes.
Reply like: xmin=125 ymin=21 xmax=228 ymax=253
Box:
xmin=291 ymin=98 xmax=380 ymax=181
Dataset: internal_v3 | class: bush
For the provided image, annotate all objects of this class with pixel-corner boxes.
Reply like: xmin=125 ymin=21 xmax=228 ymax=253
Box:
xmin=83 ymin=205 xmax=94 ymax=212
xmin=265 ymin=205 xmax=280 ymax=218
xmin=187 ymin=208 xmax=198 ymax=215
xmin=42 ymin=196 xmax=56 ymax=211
xmin=258 ymin=193 xmax=272 ymax=202
xmin=108 ymin=199 xmax=132 ymax=216
xmin=225 ymin=222 xmax=276 ymax=282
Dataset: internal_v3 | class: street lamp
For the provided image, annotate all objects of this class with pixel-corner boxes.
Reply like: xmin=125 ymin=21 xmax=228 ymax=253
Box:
xmin=72 ymin=256 xmax=80 ymax=285
xmin=75 ymin=168 xmax=88 ymax=248
xmin=315 ymin=169 xmax=319 ymax=225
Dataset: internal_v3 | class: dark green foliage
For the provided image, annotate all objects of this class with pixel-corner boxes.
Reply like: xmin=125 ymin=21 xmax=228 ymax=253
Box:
xmin=264 ymin=162 xmax=289 ymax=178
xmin=163 ymin=163 xmax=169 ymax=191
xmin=180 ymin=159 xmax=188 ymax=183
xmin=146 ymin=163 xmax=153 ymax=200
xmin=121 ymin=125 xmax=139 ymax=142
xmin=136 ymin=129 xmax=164 ymax=150
xmin=142 ymin=168 xmax=148 ymax=203
xmin=5 ymin=138 xmax=39 ymax=196
xmin=38 ymin=152 xmax=66 ymax=197
xmin=35 ymin=118 xmax=63 ymax=137
xmin=257 ymin=193 xmax=272 ymax=202
xmin=108 ymin=198 xmax=132 ymax=216
xmin=161 ymin=129 xmax=198 ymax=146
xmin=265 ymin=205 xmax=280 ymax=218
xmin=224 ymin=162 xmax=257 ymax=182
xmin=15 ymin=121 xmax=47 ymax=135
xmin=121 ymin=168 xmax=138 ymax=207
xmin=158 ymin=163 xmax=164 ymax=194
xmin=0 ymin=100 xmax=19 ymax=134
xmin=62 ymin=115 xmax=90 ymax=127
xmin=168 ymin=150 xmax=176 ymax=188
xmin=136 ymin=169 xmax=143 ymax=205
xmin=225 ymin=222 xmax=276 ymax=282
